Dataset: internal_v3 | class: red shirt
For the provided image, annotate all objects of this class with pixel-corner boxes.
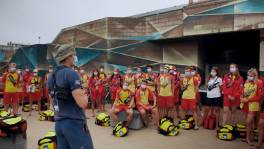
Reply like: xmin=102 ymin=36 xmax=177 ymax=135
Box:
xmin=109 ymin=74 xmax=122 ymax=87
xmin=223 ymin=74 xmax=244 ymax=99
xmin=89 ymin=77 xmax=100 ymax=88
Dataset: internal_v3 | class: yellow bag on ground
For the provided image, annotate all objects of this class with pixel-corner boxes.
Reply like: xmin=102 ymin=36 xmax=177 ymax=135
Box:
xmin=159 ymin=117 xmax=179 ymax=136
xmin=179 ymin=115 xmax=194 ymax=130
xmin=113 ymin=122 xmax=128 ymax=137
xmin=39 ymin=110 xmax=55 ymax=122
xmin=217 ymin=125 xmax=235 ymax=141
xmin=95 ymin=113 xmax=110 ymax=127
xmin=38 ymin=131 xmax=57 ymax=149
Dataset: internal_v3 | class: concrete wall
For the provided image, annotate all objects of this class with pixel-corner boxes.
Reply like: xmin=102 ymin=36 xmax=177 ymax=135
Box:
xmin=162 ymin=40 xmax=199 ymax=66
xmin=107 ymin=17 xmax=148 ymax=39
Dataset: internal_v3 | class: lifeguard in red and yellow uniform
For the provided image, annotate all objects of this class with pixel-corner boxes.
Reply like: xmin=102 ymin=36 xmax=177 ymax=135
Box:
xmin=98 ymin=66 xmax=107 ymax=111
xmin=22 ymin=68 xmax=31 ymax=106
xmin=109 ymin=68 xmax=122 ymax=104
xmin=136 ymin=80 xmax=159 ymax=128
xmin=169 ymin=65 xmax=181 ymax=119
xmin=28 ymin=69 xmax=42 ymax=115
xmin=191 ymin=66 xmax=201 ymax=103
xmin=123 ymin=67 xmax=136 ymax=93
xmin=143 ymin=65 xmax=157 ymax=95
xmin=181 ymin=66 xmax=200 ymax=130
xmin=240 ymin=68 xmax=263 ymax=146
xmin=89 ymin=69 xmax=100 ymax=117
xmin=157 ymin=65 xmax=174 ymax=118
xmin=2 ymin=63 xmax=20 ymax=115
xmin=110 ymin=82 xmax=134 ymax=127
xmin=79 ymin=67 xmax=89 ymax=93
xmin=222 ymin=64 xmax=244 ymax=126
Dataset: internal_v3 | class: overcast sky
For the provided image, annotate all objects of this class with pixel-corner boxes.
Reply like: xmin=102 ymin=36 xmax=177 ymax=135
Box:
xmin=0 ymin=0 xmax=188 ymax=45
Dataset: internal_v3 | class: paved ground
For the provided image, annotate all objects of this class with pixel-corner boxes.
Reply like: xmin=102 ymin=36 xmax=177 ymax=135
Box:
xmin=5 ymin=105 xmax=255 ymax=149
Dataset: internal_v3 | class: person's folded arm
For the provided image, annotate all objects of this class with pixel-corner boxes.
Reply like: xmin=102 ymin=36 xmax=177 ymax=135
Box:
xmin=72 ymin=89 xmax=88 ymax=108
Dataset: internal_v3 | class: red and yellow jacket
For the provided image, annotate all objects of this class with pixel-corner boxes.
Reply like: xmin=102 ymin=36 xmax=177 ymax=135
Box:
xmin=223 ymin=74 xmax=244 ymax=99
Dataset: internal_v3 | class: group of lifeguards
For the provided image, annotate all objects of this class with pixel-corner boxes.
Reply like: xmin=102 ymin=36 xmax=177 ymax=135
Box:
xmin=78 ymin=64 xmax=264 ymax=149
xmin=1 ymin=62 xmax=53 ymax=116
xmin=76 ymin=64 xmax=197 ymax=129
xmin=2 ymin=62 xmax=264 ymax=148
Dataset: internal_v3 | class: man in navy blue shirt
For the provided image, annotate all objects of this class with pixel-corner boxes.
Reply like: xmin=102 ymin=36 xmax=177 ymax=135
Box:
xmin=47 ymin=44 xmax=93 ymax=149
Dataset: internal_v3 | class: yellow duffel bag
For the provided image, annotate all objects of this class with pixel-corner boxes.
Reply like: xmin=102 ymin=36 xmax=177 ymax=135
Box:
xmin=38 ymin=131 xmax=56 ymax=149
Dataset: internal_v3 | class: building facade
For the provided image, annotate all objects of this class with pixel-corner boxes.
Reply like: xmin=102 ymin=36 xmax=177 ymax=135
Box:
xmin=48 ymin=0 xmax=264 ymax=77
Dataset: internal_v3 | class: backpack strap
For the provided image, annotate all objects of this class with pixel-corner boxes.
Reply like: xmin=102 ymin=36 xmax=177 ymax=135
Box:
xmin=50 ymin=66 xmax=69 ymax=98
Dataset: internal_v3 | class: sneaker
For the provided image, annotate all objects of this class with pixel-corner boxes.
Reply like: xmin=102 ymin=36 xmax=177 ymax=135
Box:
xmin=194 ymin=125 xmax=199 ymax=130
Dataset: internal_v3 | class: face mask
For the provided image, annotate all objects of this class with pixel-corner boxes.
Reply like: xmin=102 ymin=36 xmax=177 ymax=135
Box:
xmin=173 ymin=72 xmax=177 ymax=75
xmin=211 ymin=72 xmax=217 ymax=77
xmin=33 ymin=73 xmax=38 ymax=76
xmin=17 ymin=70 xmax=21 ymax=74
xmin=147 ymin=68 xmax=152 ymax=73
xmin=94 ymin=72 xmax=98 ymax=76
xmin=100 ymin=69 xmax=104 ymax=72
xmin=123 ymin=85 xmax=128 ymax=90
xmin=48 ymin=69 xmax=53 ymax=73
xmin=141 ymin=84 xmax=147 ymax=89
xmin=160 ymin=69 xmax=164 ymax=73
xmin=230 ymin=67 xmax=237 ymax=73
xmin=185 ymin=71 xmax=191 ymax=77
xmin=73 ymin=56 xmax=78 ymax=65
xmin=80 ymin=70 xmax=85 ymax=74
xmin=247 ymin=76 xmax=254 ymax=81
xmin=9 ymin=67 xmax=16 ymax=72
xmin=25 ymin=69 xmax=29 ymax=72
xmin=191 ymin=71 xmax=196 ymax=76
xmin=169 ymin=70 xmax=174 ymax=74
xmin=126 ymin=70 xmax=131 ymax=74
xmin=114 ymin=71 xmax=118 ymax=75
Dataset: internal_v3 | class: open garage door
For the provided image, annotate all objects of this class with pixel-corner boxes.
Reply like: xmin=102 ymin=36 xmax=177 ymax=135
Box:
xmin=200 ymin=30 xmax=260 ymax=79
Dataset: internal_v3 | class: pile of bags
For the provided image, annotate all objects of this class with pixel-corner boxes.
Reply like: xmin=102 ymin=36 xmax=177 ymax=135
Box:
xmin=39 ymin=110 xmax=55 ymax=122
xmin=179 ymin=115 xmax=195 ymax=130
xmin=159 ymin=116 xmax=180 ymax=136
xmin=217 ymin=124 xmax=246 ymax=141
xmin=0 ymin=110 xmax=27 ymax=137
xmin=22 ymin=104 xmax=39 ymax=112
